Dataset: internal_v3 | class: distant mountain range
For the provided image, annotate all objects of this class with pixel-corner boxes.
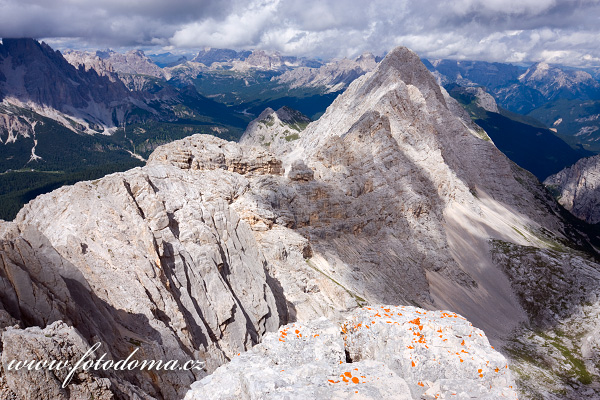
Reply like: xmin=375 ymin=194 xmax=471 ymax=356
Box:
xmin=424 ymin=59 xmax=600 ymax=152
xmin=0 ymin=39 xmax=249 ymax=219
xmin=3 ymin=38 xmax=600 ymax=222
xmin=445 ymin=84 xmax=592 ymax=181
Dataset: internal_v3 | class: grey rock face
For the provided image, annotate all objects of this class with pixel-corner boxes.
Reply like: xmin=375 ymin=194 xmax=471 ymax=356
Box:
xmin=64 ymin=49 xmax=165 ymax=89
xmin=1 ymin=321 xmax=153 ymax=400
xmin=185 ymin=306 xmax=518 ymax=400
xmin=0 ymin=39 xmax=132 ymax=123
xmin=544 ymin=154 xmax=600 ymax=223
xmin=100 ymin=50 xmax=164 ymax=79
xmin=288 ymin=159 xmax=314 ymax=182
xmin=62 ymin=50 xmax=118 ymax=80
xmin=0 ymin=137 xmax=284 ymax=398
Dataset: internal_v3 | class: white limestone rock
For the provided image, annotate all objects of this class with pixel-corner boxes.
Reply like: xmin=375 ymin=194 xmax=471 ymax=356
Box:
xmin=185 ymin=306 xmax=518 ymax=400
xmin=0 ymin=138 xmax=285 ymax=398
xmin=149 ymin=133 xmax=283 ymax=175
xmin=343 ymin=306 xmax=517 ymax=399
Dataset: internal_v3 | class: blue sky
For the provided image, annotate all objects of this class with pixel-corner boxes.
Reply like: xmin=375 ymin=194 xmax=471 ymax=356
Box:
xmin=1 ymin=0 xmax=599 ymax=66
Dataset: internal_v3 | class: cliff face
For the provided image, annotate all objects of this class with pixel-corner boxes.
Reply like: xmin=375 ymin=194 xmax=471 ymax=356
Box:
xmin=1 ymin=46 xmax=600 ymax=399
xmin=0 ymin=39 xmax=132 ymax=116
xmin=0 ymin=38 xmax=147 ymax=140
xmin=64 ymin=49 xmax=166 ymax=91
xmin=544 ymin=154 xmax=600 ymax=224
xmin=0 ymin=136 xmax=285 ymax=398
xmin=280 ymin=47 xmax=567 ymax=338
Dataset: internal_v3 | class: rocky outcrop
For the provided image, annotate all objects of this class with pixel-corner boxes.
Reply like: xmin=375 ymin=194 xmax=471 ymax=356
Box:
xmin=148 ymin=134 xmax=284 ymax=175
xmin=185 ymin=306 xmax=518 ymax=399
xmin=544 ymin=154 xmax=600 ymax=223
xmin=0 ymin=137 xmax=286 ymax=398
xmin=1 ymin=321 xmax=153 ymax=399
xmin=239 ymin=106 xmax=311 ymax=155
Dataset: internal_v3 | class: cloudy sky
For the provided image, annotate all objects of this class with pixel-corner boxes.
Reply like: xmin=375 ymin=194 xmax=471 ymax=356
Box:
xmin=1 ymin=0 xmax=599 ymax=66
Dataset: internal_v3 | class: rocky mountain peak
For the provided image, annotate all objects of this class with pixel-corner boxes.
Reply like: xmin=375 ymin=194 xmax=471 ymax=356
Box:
xmin=377 ymin=47 xmax=446 ymax=102
xmin=99 ymin=48 xmax=164 ymax=78
xmin=294 ymin=46 xmax=448 ymax=154
xmin=355 ymin=52 xmax=379 ymax=69
xmin=274 ymin=105 xmax=312 ymax=125
xmin=240 ymin=106 xmax=311 ymax=154
xmin=192 ymin=48 xmax=247 ymax=66
xmin=518 ymin=61 xmax=600 ymax=99
xmin=519 ymin=61 xmax=554 ymax=82
xmin=62 ymin=49 xmax=117 ymax=78
xmin=2 ymin=38 xmax=68 ymax=70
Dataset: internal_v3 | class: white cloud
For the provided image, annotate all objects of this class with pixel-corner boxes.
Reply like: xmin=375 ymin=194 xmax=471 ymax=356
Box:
xmin=171 ymin=0 xmax=280 ymax=48
xmin=1 ymin=0 xmax=600 ymax=67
